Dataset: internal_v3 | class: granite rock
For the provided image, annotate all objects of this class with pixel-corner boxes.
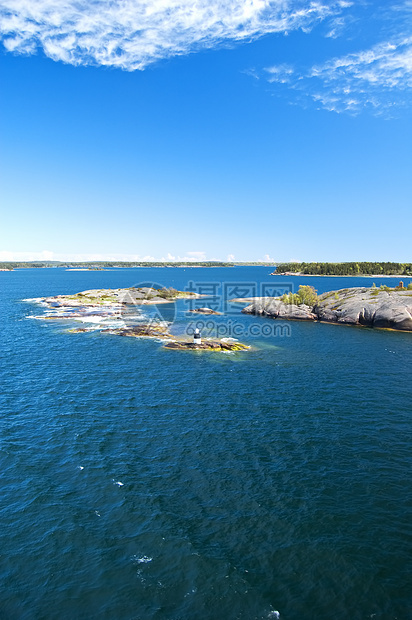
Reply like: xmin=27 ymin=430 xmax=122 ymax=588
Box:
xmin=241 ymin=287 xmax=412 ymax=332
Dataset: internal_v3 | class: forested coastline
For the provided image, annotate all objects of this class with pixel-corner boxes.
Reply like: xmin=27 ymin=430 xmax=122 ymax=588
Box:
xmin=274 ymin=262 xmax=412 ymax=276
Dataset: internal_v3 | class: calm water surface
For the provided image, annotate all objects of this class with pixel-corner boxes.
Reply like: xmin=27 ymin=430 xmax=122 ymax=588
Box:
xmin=1 ymin=268 xmax=411 ymax=620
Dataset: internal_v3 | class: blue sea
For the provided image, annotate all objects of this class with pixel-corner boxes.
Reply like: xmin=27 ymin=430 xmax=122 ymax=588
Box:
xmin=1 ymin=267 xmax=411 ymax=620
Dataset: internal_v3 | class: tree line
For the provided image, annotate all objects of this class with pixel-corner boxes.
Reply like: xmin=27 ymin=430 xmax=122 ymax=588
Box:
xmin=274 ymin=262 xmax=412 ymax=276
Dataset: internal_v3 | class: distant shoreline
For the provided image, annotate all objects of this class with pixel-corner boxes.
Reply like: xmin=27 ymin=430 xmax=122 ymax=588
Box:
xmin=1 ymin=261 xmax=411 ymax=278
xmin=0 ymin=262 xmax=273 ymax=270
xmin=273 ymin=272 xmax=410 ymax=278
xmin=272 ymin=262 xmax=412 ymax=278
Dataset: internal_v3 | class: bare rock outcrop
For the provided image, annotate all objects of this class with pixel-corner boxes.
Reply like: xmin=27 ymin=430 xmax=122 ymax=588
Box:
xmin=243 ymin=298 xmax=317 ymax=321
xmin=241 ymin=287 xmax=412 ymax=332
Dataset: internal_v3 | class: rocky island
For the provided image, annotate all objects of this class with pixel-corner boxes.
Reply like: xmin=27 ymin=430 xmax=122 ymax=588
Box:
xmin=36 ymin=286 xmax=202 ymax=309
xmin=233 ymin=284 xmax=412 ymax=332
xmin=28 ymin=286 xmax=203 ymax=320
xmin=164 ymin=339 xmax=250 ymax=351
xmin=68 ymin=323 xmax=249 ymax=350
xmin=26 ymin=287 xmax=251 ymax=351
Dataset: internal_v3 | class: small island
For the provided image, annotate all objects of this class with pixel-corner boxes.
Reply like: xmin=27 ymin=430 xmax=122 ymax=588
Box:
xmin=36 ymin=286 xmax=202 ymax=309
xmin=27 ymin=285 xmax=202 ymax=326
xmin=164 ymin=339 xmax=250 ymax=351
xmin=233 ymin=284 xmax=412 ymax=332
xmin=27 ymin=286 xmax=205 ymax=322
xmin=188 ymin=307 xmax=221 ymax=315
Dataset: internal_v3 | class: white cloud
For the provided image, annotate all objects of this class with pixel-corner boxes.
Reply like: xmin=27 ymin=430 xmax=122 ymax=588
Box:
xmin=310 ymin=38 xmax=412 ymax=89
xmin=0 ymin=250 xmax=219 ymax=262
xmin=0 ymin=250 xmax=56 ymax=261
xmin=265 ymin=63 xmax=294 ymax=84
xmin=259 ymin=0 xmax=412 ymax=114
xmin=264 ymin=36 xmax=412 ymax=113
xmin=0 ymin=251 xmax=161 ymax=261
xmin=0 ymin=0 xmax=348 ymax=70
xmin=324 ymin=16 xmax=346 ymax=38
xmin=186 ymin=251 xmax=207 ymax=260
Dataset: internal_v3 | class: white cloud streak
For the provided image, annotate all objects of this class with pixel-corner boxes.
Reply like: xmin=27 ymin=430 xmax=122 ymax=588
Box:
xmin=0 ymin=250 xmax=56 ymax=261
xmin=264 ymin=36 xmax=412 ymax=113
xmin=0 ymin=250 xmax=217 ymax=262
xmin=0 ymin=250 xmax=158 ymax=261
xmin=0 ymin=0 xmax=348 ymax=70
xmin=310 ymin=37 xmax=412 ymax=90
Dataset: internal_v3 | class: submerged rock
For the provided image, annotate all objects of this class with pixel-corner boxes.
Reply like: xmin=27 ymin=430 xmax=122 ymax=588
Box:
xmin=67 ymin=328 xmax=90 ymax=333
xmin=239 ymin=287 xmax=412 ymax=332
xmin=103 ymin=324 xmax=173 ymax=339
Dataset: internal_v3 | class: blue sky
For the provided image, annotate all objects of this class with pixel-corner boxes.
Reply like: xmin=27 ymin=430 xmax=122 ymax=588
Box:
xmin=1 ymin=0 xmax=411 ymax=262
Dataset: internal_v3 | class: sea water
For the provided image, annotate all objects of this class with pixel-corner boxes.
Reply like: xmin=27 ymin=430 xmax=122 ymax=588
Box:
xmin=1 ymin=267 xmax=411 ymax=619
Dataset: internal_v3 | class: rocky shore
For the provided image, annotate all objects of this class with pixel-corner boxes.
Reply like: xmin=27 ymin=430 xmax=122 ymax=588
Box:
xmin=37 ymin=286 xmax=202 ymax=309
xmin=27 ymin=286 xmax=204 ymax=322
xmin=236 ymin=286 xmax=412 ymax=331
xmin=70 ymin=324 xmax=249 ymax=350
xmin=164 ymin=339 xmax=250 ymax=351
